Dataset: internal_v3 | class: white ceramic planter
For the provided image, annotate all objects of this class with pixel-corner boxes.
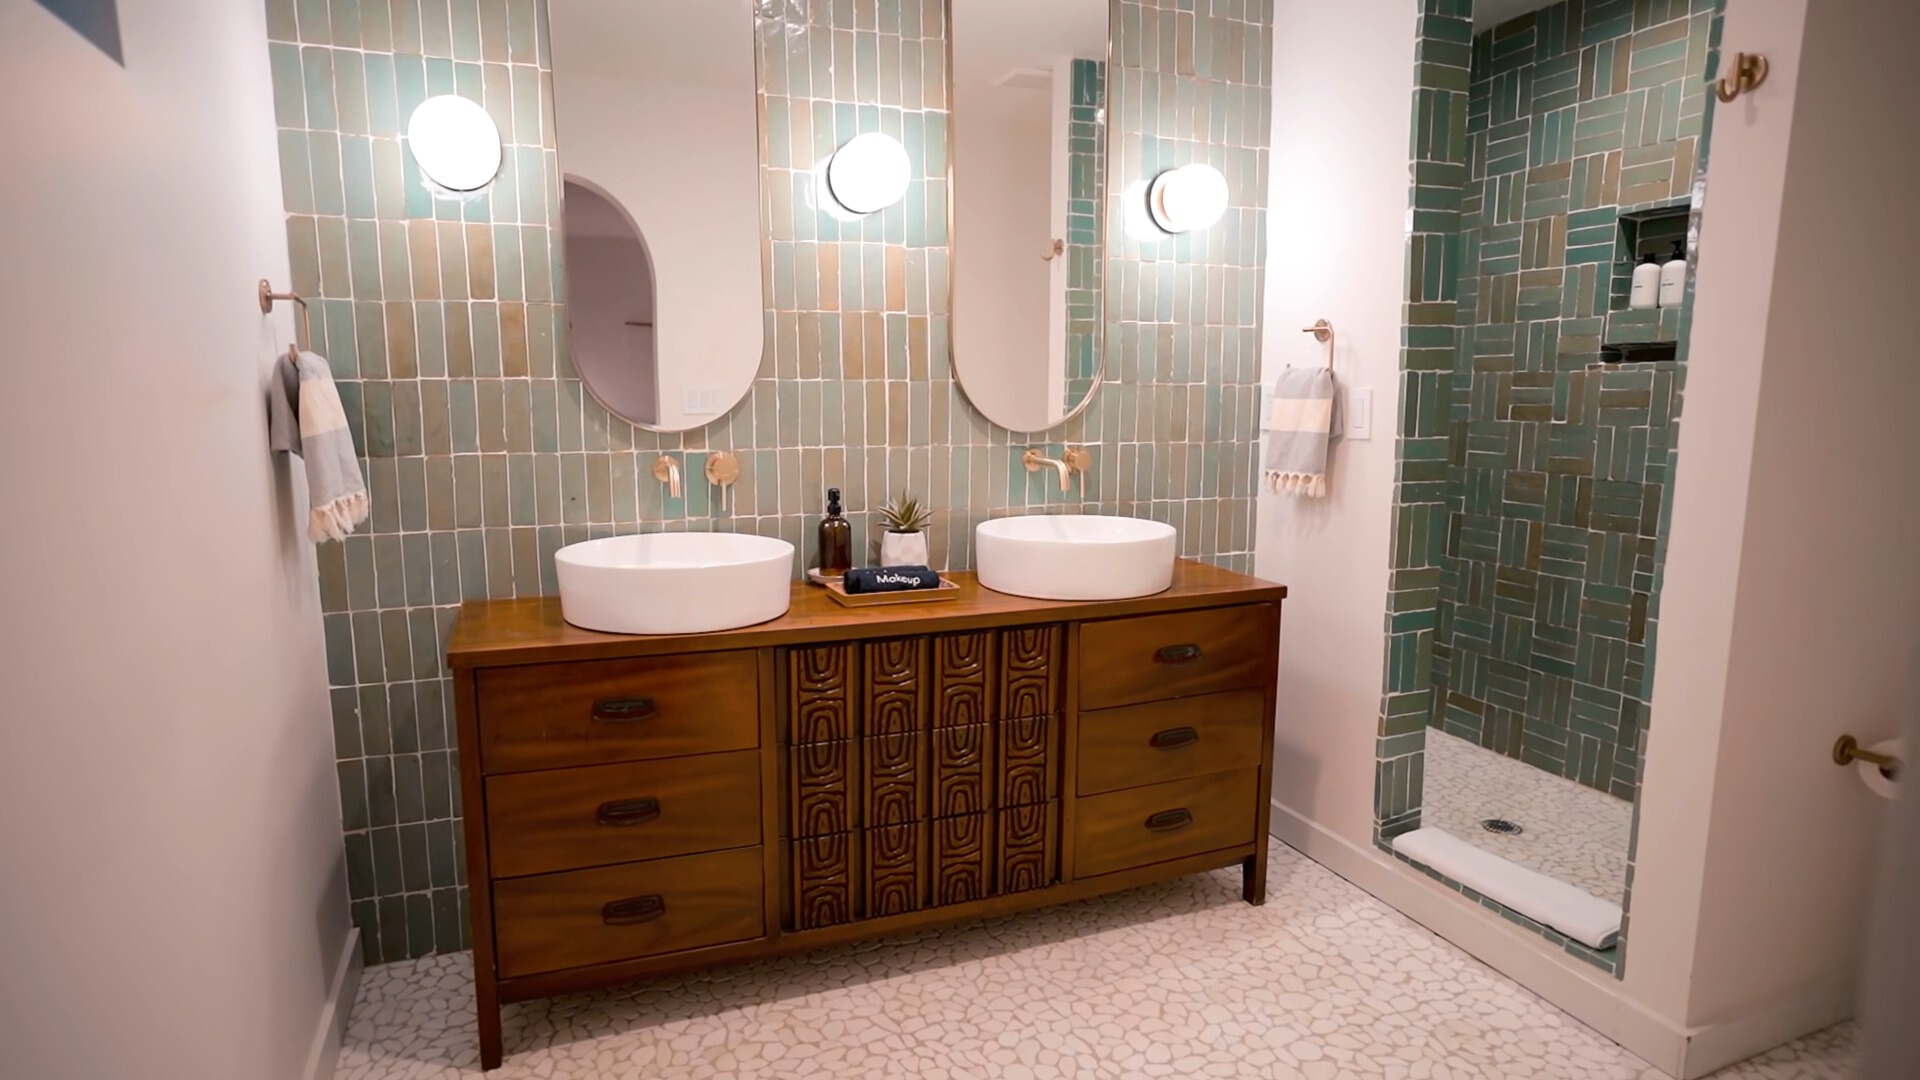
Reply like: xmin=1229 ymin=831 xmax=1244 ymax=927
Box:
xmin=879 ymin=530 xmax=930 ymax=567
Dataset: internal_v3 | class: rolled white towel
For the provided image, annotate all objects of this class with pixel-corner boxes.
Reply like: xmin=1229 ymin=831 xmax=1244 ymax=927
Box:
xmin=1393 ymin=827 xmax=1622 ymax=950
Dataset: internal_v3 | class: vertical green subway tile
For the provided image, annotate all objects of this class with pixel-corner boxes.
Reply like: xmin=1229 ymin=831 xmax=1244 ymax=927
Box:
xmin=277 ymin=131 xmax=316 ymax=216
xmin=309 ymin=132 xmax=346 ymax=216
xmin=372 ymin=138 xmax=406 ymax=220
xmin=341 ymin=135 xmax=377 ymax=219
xmin=301 ymin=46 xmax=338 ymax=130
xmin=449 ymin=0 xmax=482 ymax=61
xmin=334 ymin=49 xmax=370 ymax=135
xmin=365 ymin=53 xmax=400 ymax=137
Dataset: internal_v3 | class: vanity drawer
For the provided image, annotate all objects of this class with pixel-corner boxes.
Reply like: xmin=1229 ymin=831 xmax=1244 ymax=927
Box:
xmin=1072 ymin=769 xmax=1258 ymax=879
xmin=485 ymin=750 xmax=762 ymax=878
xmin=492 ymin=847 xmax=765 ymax=978
xmin=1076 ymin=690 xmax=1266 ymax=796
xmin=1077 ymin=605 xmax=1276 ymax=710
xmin=476 ymin=651 xmax=759 ymax=773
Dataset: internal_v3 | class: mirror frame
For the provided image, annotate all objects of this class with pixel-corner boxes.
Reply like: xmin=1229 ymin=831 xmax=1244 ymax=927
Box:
xmin=946 ymin=0 xmax=1115 ymax=436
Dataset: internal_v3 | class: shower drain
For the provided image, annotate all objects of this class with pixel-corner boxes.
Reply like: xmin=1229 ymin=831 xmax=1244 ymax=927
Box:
xmin=1480 ymin=818 xmax=1525 ymax=836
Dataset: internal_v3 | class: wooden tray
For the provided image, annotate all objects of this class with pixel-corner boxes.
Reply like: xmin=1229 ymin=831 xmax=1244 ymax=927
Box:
xmin=822 ymin=577 xmax=963 ymax=607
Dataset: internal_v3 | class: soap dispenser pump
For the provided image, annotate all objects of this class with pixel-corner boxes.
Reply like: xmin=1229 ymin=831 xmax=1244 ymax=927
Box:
xmin=818 ymin=487 xmax=852 ymax=577
xmin=1658 ymin=239 xmax=1688 ymax=308
xmin=1629 ymin=252 xmax=1662 ymax=310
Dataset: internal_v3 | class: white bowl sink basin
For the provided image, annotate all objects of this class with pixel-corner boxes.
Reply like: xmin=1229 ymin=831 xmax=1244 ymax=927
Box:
xmin=555 ymin=533 xmax=795 ymax=635
xmin=975 ymin=515 xmax=1177 ymax=601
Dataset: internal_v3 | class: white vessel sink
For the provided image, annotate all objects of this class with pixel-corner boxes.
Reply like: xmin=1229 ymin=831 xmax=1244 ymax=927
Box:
xmin=555 ymin=533 xmax=795 ymax=635
xmin=975 ymin=515 xmax=1177 ymax=601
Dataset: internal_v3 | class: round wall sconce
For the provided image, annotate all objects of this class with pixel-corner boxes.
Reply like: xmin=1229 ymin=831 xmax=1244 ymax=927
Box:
xmin=406 ymin=95 xmax=503 ymax=193
xmin=1146 ymin=163 xmax=1230 ymax=233
xmin=826 ymin=132 xmax=911 ymax=215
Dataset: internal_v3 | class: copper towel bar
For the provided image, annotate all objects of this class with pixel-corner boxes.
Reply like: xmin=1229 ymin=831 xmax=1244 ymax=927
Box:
xmin=1301 ymin=319 xmax=1335 ymax=372
xmin=259 ymin=279 xmax=313 ymax=363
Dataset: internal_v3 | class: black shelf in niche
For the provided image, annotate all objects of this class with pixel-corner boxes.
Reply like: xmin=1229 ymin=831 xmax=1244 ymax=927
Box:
xmin=1598 ymin=341 xmax=1678 ymax=365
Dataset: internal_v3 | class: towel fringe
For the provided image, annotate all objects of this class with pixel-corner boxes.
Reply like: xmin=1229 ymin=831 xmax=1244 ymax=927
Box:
xmin=308 ymin=491 xmax=370 ymax=543
xmin=1264 ymin=470 xmax=1328 ymax=498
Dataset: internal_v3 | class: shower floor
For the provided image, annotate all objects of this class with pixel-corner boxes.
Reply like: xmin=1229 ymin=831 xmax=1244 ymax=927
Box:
xmin=1422 ymin=728 xmax=1634 ymax=906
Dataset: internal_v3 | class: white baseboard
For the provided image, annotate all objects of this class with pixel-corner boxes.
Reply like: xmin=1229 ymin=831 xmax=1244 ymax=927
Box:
xmin=302 ymin=927 xmax=364 ymax=1080
xmin=1681 ymin=981 xmax=1853 ymax=1078
xmin=1268 ymin=800 xmax=1850 ymax=1079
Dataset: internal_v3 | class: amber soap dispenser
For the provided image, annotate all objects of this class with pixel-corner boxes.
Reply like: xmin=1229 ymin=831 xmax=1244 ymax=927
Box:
xmin=817 ymin=487 xmax=852 ymax=577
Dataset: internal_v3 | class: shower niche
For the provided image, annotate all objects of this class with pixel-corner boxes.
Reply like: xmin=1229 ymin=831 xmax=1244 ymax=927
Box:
xmin=1601 ymin=203 xmax=1695 ymax=361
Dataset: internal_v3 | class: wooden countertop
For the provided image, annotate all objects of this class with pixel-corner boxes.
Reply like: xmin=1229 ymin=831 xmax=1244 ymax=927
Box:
xmin=448 ymin=558 xmax=1286 ymax=669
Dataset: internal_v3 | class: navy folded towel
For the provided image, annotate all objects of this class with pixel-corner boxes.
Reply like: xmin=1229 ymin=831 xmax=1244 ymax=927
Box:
xmin=844 ymin=565 xmax=942 ymax=594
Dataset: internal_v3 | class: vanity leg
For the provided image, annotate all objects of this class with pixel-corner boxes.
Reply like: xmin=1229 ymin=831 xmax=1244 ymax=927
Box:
xmin=1241 ymin=852 xmax=1267 ymax=906
xmin=455 ymin=670 xmax=505 ymax=1069
xmin=476 ymin=981 xmax=502 ymax=1070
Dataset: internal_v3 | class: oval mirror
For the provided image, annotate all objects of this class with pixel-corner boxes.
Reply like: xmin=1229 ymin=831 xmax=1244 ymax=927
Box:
xmin=951 ymin=0 xmax=1111 ymax=434
xmin=550 ymin=0 xmax=764 ymax=432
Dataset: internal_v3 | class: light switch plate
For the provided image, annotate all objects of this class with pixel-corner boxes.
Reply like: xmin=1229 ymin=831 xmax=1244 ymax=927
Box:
xmin=682 ymin=386 xmax=724 ymax=416
xmin=1348 ymin=387 xmax=1373 ymax=441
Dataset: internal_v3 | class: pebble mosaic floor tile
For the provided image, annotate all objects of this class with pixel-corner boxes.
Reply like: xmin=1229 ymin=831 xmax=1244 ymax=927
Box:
xmin=334 ymin=839 xmax=1853 ymax=1079
xmin=1421 ymin=729 xmax=1634 ymax=907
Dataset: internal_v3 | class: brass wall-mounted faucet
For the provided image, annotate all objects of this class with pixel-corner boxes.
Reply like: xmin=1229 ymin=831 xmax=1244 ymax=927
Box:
xmin=1023 ymin=446 xmax=1093 ymax=492
xmin=652 ymin=454 xmax=683 ymax=499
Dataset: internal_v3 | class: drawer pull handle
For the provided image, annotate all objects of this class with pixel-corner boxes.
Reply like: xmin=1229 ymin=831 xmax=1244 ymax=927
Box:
xmin=1149 ymin=726 xmax=1200 ymax=750
xmin=601 ymin=894 xmax=667 ymax=926
xmin=1154 ymin=643 xmax=1203 ymax=664
xmin=591 ymin=696 xmax=657 ymax=723
xmin=595 ymin=797 xmax=662 ymax=827
xmin=1145 ymin=808 xmax=1194 ymax=833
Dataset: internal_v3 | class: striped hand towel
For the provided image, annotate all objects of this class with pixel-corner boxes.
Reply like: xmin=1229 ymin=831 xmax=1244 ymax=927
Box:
xmin=267 ymin=351 xmax=369 ymax=542
xmin=1262 ymin=366 xmax=1341 ymax=498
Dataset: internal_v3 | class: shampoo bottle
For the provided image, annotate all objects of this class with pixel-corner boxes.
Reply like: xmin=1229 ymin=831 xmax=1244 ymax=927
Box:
xmin=1658 ymin=240 xmax=1688 ymax=307
xmin=817 ymin=487 xmax=852 ymax=577
xmin=1629 ymin=253 xmax=1662 ymax=310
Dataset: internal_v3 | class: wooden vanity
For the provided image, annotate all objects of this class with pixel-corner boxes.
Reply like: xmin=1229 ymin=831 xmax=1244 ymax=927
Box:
xmin=448 ymin=559 xmax=1285 ymax=1068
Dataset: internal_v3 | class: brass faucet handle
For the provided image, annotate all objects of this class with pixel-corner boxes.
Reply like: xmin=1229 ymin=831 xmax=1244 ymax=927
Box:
xmin=704 ymin=451 xmax=741 ymax=487
xmin=705 ymin=451 xmax=741 ymax=513
xmin=1062 ymin=446 xmax=1093 ymax=475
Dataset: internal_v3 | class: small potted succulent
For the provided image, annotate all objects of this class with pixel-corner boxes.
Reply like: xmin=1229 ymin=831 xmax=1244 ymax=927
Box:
xmin=876 ymin=490 xmax=933 ymax=567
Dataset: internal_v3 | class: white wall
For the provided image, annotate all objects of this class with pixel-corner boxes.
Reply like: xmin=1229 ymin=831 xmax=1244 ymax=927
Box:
xmin=549 ymin=0 xmax=761 ymax=431
xmin=1633 ymin=0 xmax=1920 ymax=1050
xmin=1256 ymin=0 xmax=1415 ymax=848
xmin=951 ymin=49 xmax=1057 ymax=431
xmin=0 ymin=4 xmax=351 ymax=1079
xmin=1619 ymin=0 xmax=1813 ymax=1030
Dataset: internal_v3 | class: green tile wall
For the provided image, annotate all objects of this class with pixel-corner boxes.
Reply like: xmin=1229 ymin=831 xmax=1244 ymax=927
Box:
xmin=1378 ymin=0 xmax=1724 ymax=979
xmin=1434 ymin=0 xmax=1716 ymax=805
xmin=1374 ymin=0 xmax=1473 ymax=846
xmin=265 ymin=0 xmax=1272 ymax=964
